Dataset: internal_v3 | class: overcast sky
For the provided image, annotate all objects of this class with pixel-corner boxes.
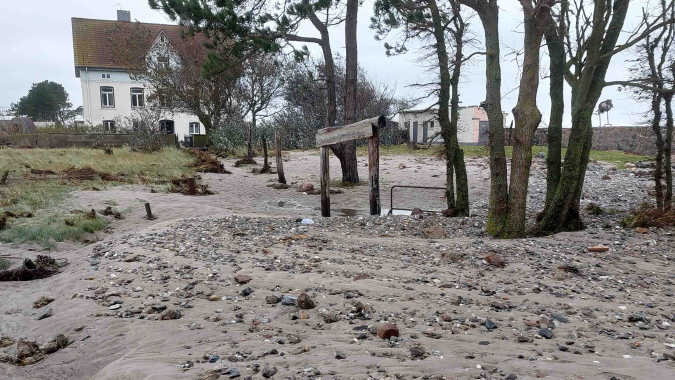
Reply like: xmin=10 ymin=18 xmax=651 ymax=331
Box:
xmin=0 ymin=0 xmax=651 ymax=127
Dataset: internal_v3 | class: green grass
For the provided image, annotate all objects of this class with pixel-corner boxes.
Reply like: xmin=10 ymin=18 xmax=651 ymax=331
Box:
xmin=0 ymin=147 xmax=196 ymax=247
xmin=330 ymin=179 xmax=367 ymax=188
xmin=0 ymin=258 xmax=8 ymax=271
xmin=356 ymin=144 xmax=651 ymax=168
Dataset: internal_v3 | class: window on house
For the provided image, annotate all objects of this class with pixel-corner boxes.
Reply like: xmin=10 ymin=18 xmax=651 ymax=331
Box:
xmin=158 ymin=93 xmax=172 ymax=108
xmin=189 ymin=122 xmax=200 ymax=135
xmin=157 ymin=56 xmax=169 ymax=69
xmin=159 ymin=120 xmax=174 ymax=134
xmin=131 ymin=88 xmax=144 ymax=107
xmin=101 ymin=74 xmax=105 ymax=78
xmin=101 ymin=86 xmax=115 ymax=108
xmin=103 ymin=120 xmax=116 ymax=133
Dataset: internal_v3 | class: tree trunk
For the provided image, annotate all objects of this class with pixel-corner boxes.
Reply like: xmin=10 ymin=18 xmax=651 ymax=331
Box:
xmin=430 ymin=0 xmax=468 ymax=216
xmin=261 ymin=134 xmax=270 ymax=172
xmin=465 ymin=1 xmax=508 ymax=236
xmin=504 ymin=9 xmax=545 ymax=238
xmin=542 ymin=19 xmax=565 ymax=212
xmin=665 ymin=93 xmax=673 ymax=210
xmin=535 ymin=0 xmax=631 ymax=235
xmin=247 ymin=115 xmax=255 ymax=160
xmin=345 ymin=0 xmax=358 ymax=126
xmin=275 ymin=130 xmax=286 ymax=184
xmin=652 ymin=93 xmax=665 ymax=210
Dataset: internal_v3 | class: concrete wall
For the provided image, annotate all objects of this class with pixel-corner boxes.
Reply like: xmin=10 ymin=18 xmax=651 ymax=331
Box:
xmin=532 ymin=126 xmax=667 ymax=156
xmin=0 ymin=132 xmax=176 ymax=149
xmin=80 ymin=68 xmax=204 ymax=141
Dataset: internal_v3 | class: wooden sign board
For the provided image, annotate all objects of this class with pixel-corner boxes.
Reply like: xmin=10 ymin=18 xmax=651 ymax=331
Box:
xmin=315 ymin=117 xmax=382 ymax=147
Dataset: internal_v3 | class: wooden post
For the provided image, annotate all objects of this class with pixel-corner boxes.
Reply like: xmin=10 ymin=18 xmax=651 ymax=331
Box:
xmin=187 ymin=177 xmax=196 ymax=195
xmin=275 ymin=130 xmax=286 ymax=184
xmin=144 ymin=202 xmax=154 ymax=220
xmin=320 ymin=146 xmax=330 ymax=217
xmin=368 ymin=126 xmax=381 ymax=215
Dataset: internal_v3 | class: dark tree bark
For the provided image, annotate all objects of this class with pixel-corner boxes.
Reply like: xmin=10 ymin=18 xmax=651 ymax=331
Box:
xmin=339 ymin=0 xmax=360 ymax=184
xmin=247 ymin=116 xmax=255 ymax=160
xmin=504 ymin=1 xmax=550 ymax=238
xmin=652 ymin=92 xmax=665 ymax=210
xmin=430 ymin=0 xmax=469 ymax=216
xmin=665 ymin=92 xmax=673 ymax=209
xmin=537 ymin=0 xmax=634 ymax=234
xmin=460 ymin=0 xmax=508 ymax=236
xmin=261 ymin=134 xmax=270 ymax=173
xmin=542 ymin=6 xmax=566 ymax=212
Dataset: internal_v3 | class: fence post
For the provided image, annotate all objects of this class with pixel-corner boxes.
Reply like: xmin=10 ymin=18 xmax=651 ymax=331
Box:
xmin=275 ymin=130 xmax=286 ymax=184
xmin=187 ymin=177 xmax=196 ymax=195
xmin=320 ymin=146 xmax=330 ymax=217
xmin=368 ymin=126 xmax=381 ymax=215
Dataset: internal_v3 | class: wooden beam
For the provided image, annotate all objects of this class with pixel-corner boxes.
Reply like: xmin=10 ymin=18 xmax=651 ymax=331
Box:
xmin=315 ymin=116 xmax=386 ymax=147
xmin=187 ymin=177 xmax=196 ymax=195
xmin=320 ymin=146 xmax=330 ymax=217
xmin=368 ymin=126 xmax=381 ymax=215
xmin=275 ymin=130 xmax=286 ymax=184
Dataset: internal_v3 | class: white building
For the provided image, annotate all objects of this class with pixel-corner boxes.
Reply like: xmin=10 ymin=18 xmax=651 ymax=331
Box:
xmin=399 ymin=106 xmax=508 ymax=145
xmin=71 ymin=11 xmax=204 ymax=141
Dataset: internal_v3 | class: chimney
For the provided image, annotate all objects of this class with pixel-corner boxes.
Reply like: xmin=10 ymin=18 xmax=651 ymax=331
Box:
xmin=117 ymin=10 xmax=131 ymax=22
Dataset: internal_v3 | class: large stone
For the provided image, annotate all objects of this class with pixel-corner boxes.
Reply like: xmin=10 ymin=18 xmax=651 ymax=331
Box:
xmin=423 ymin=225 xmax=446 ymax=239
xmin=272 ymin=183 xmax=289 ymax=190
xmin=297 ymin=183 xmax=315 ymax=193
xmin=485 ymin=253 xmax=505 ymax=268
xmin=234 ymin=274 xmax=252 ymax=284
xmin=262 ymin=366 xmax=278 ymax=378
xmin=160 ymin=309 xmax=181 ymax=320
xmin=36 ymin=307 xmax=52 ymax=320
xmin=33 ymin=296 xmax=54 ymax=309
xmin=297 ymin=293 xmax=315 ymax=309
xmin=377 ymin=323 xmax=399 ymax=339
xmin=40 ymin=334 xmax=68 ymax=354
xmin=410 ymin=345 xmax=428 ymax=360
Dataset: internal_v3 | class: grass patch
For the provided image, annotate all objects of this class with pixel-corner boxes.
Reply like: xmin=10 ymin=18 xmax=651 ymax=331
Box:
xmin=356 ymin=144 xmax=651 ymax=168
xmin=104 ymin=199 xmax=119 ymax=206
xmin=0 ymin=258 xmax=8 ymax=271
xmin=0 ymin=147 xmax=196 ymax=247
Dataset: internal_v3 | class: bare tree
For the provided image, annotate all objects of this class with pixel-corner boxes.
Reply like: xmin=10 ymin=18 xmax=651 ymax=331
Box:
xmin=240 ymin=55 xmax=285 ymax=160
xmin=611 ymin=0 xmax=675 ymax=211
xmin=372 ymin=0 xmax=478 ymax=216
xmin=536 ymin=0 xmax=675 ymax=234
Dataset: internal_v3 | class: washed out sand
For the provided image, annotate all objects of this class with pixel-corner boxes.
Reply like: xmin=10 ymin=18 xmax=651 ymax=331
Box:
xmin=1 ymin=151 xmax=673 ymax=380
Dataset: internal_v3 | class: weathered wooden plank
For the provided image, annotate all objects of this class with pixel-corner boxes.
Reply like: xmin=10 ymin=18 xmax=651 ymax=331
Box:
xmin=368 ymin=129 xmax=381 ymax=215
xmin=316 ymin=116 xmax=385 ymax=147
xmin=275 ymin=130 xmax=286 ymax=184
xmin=320 ymin=146 xmax=330 ymax=217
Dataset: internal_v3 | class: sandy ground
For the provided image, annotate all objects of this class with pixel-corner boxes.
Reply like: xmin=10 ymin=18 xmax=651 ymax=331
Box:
xmin=1 ymin=151 xmax=674 ymax=380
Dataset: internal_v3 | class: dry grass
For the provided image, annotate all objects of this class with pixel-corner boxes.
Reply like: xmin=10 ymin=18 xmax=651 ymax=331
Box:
xmin=0 ymin=147 xmax=196 ymax=247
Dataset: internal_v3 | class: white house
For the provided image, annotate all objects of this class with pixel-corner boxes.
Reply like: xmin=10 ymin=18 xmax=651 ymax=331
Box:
xmin=71 ymin=10 xmax=204 ymax=141
xmin=399 ymin=106 xmax=508 ymax=145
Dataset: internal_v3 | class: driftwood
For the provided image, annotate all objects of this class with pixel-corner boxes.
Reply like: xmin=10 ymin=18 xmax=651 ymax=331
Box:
xmin=0 ymin=256 xmax=65 ymax=282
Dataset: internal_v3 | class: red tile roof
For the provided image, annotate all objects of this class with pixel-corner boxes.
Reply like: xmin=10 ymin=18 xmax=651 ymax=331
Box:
xmin=71 ymin=17 xmax=195 ymax=70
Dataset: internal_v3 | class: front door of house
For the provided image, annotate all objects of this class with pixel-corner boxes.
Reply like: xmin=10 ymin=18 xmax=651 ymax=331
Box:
xmin=422 ymin=122 xmax=428 ymax=144
xmin=412 ymin=122 xmax=418 ymax=143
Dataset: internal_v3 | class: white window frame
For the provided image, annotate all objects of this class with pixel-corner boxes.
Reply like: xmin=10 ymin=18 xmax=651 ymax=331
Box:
xmin=103 ymin=120 xmax=115 ymax=133
xmin=157 ymin=56 xmax=170 ymax=69
xmin=101 ymin=86 xmax=115 ymax=108
xmin=131 ymin=88 xmax=144 ymax=108
xmin=189 ymin=122 xmax=200 ymax=135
